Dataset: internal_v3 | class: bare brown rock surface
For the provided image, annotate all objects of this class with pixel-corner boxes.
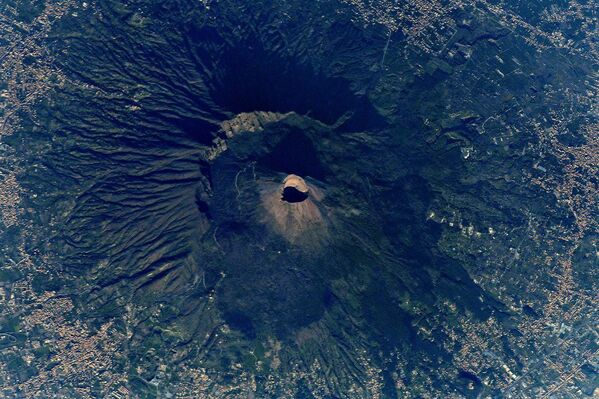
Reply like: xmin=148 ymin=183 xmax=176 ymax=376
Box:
xmin=261 ymin=174 xmax=327 ymax=245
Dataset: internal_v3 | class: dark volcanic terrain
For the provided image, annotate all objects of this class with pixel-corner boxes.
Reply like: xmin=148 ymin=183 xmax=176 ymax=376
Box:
xmin=0 ymin=0 xmax=597 ymax=398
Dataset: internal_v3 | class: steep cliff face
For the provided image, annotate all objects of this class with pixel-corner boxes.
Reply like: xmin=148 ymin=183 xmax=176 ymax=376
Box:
xmin=3 ymin=0 xmax=596 ymax=397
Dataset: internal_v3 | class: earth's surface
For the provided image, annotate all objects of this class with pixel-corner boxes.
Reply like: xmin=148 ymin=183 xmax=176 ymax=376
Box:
xmin=0 ymin=0 xmax=597 ymax=398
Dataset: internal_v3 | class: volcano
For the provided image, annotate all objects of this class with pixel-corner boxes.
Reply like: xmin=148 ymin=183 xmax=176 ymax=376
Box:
xmin=8 ymin=0 xmax=596 ymax=397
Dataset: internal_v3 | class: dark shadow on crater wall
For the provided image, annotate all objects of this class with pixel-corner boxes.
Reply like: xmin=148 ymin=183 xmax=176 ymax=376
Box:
xmin=259 ymin=130 xmax=327 ymax=180
xmin=213 ymin=43 xmax=355 ymax=125
xmin=204 ymin=38 xmax=387 ymax=130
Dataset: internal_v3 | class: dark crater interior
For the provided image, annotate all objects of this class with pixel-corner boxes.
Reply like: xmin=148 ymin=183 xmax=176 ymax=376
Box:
xmin=282 ymin=186 xmax=308 ymax=203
